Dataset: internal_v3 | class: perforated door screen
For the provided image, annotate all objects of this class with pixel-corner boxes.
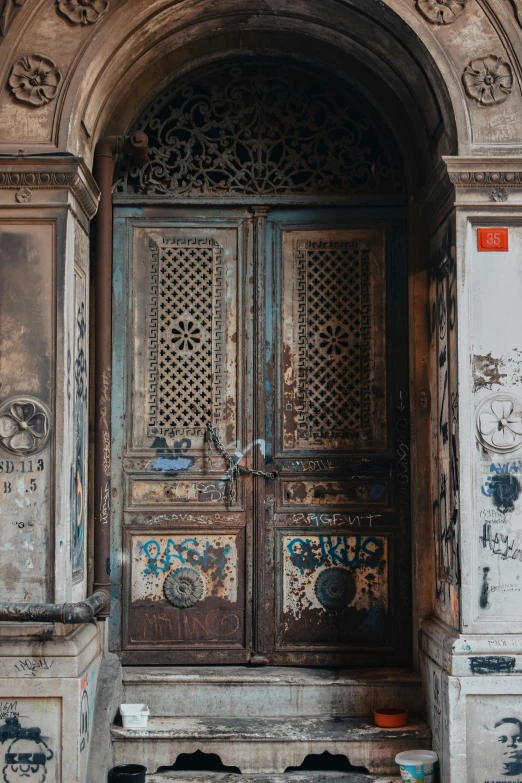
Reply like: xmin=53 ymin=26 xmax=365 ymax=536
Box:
xmin=147 ymin=236 xmax=224 ymax=436
xmin=300 ymin=240 xmax=371 ymax=440
xmin=282 ymin=230 xmax=387 ymax=451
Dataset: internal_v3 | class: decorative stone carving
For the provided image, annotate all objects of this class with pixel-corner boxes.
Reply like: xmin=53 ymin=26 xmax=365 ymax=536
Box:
xmin=490 ymin=186 xmax=508 ymax=202
xmin=8 ymin=55 xmax=62 ymax=107
xmin=118 ymin=60 xmax=405 ymax=198
xmin=164 ymin=567 xmax=205 ymax=608
xmin=462 ymin=55 xmax=513 ymax=106
xmin=0 ymin=398 xmax=50 ymax=455
xmin=56 ymin=0 xmax=108 ymax=25
xmin=416 ymin=0 xmax=467 ymax=25
xmin=0 ymin=170 xmax=99 ymax=221
xmin=0 ymin=0 xmax=26 ymax=39
xmin=449 ymin=171 xmax=522 ymax=187
xmin=314 ymin=567 xmax=356 ymax=608
xmin=476 ymin=394 xmax=522 ymax=454
xmin=15 ymin=186 xmax=31 ymax=203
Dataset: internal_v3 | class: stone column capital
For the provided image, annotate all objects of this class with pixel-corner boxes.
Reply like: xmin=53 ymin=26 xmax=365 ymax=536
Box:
xmin=0 ymin=155 xmax=99 ymax=223
xmin=444 ymin=156 xmax=522 ymax=204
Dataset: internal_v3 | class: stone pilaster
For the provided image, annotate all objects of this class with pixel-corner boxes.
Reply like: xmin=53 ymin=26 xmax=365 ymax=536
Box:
xmin=0 ymin=157 xmax=98 ymax=608
xmin=0 ymin=158 xmax=101 ymax=782
xmin=422 ymin=157 xmax=522 ymax=783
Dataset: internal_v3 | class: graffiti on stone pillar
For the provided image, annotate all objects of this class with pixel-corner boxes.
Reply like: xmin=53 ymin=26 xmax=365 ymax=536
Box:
xmin=0 ymin=699 xmax=59 ymax=783
xmin=78 ymin=657 xmax=100 ymax=780
xmin=467 ymin=699 xmax=522 ymax=783
xmin=431 ymin=219 xmax=460 ymax=627
xmin=72 ymin=271 xmax=88 ymax=584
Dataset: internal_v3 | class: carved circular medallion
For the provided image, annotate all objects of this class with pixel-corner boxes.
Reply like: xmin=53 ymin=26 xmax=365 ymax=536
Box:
xmin=15 ymin=187 xmax=32 ymax=203
xmin=8 ymin=55 xmax=62 ymax=107
xmin=462 ymin=55 xmax=514 ymax=106
xmin=314 ymin=567 xmax=356 ymax=609
xmin=0 ymin=397 xmax=50 ymax=455
xmin=416 ymin=0 xmax=467 ymax=25
xmin=163 ymin=567 xmax=205 ymax=608
xmin=476 ymin=394 xmax=522 ymax=454
xmin=56 ymin=0 xmax=109 ymax=25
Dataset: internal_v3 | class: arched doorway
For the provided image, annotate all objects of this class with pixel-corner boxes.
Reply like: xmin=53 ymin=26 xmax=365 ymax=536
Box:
xmin=110 ymin=58 xmax=412 ymax=665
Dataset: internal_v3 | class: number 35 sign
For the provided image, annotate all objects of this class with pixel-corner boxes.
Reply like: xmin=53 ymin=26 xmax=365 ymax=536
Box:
xmin=477 ymin=227 xmax=509 ymax=251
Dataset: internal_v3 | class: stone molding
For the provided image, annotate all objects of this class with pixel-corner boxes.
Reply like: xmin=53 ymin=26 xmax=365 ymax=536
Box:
xmin=0 ymin=156 xmax=99 ymax=219
xmin=444 ymin=156 xmax=522 ymax=189
xmin=421 ymin=616 xmax=522 ymax=677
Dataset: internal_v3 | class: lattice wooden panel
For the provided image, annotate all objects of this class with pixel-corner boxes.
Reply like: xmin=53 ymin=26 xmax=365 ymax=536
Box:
xmin=282 ymin=229 xmax=386 ymax=451
xmin=301 ymin=240 xmax=371 ymax=440
xmin=147 ymin=237 xmax=223 ymax=435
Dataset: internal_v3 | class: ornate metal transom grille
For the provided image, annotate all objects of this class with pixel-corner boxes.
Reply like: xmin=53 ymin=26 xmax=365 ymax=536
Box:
xmin=148 ymin=237 xmax=223 ymax=435
xmin=297 ymin=240 xmax=372 ymax=442
xmin=117 ymin=60 xmax=404 ymax=198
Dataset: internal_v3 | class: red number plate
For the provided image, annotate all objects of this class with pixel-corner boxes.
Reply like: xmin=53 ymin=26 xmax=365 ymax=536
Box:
xmin=477 ymin=227 xmax=509 ymax=251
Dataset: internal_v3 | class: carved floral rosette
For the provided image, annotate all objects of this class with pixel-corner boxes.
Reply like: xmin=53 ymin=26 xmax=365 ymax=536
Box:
xmin=462 ymin=54 xmax=513 ymax=106
xmin=56 ymin=0 xmax=109 ymax=25
xmin=476 ymin=394 xmax=522 ymax=454
xmin=8 ymin=54 xmax=61 ymax=106
xmin=416 ymin=0 xmax=467 ymax=25
xmin=0 ymin=397 xmax=50 ymax=455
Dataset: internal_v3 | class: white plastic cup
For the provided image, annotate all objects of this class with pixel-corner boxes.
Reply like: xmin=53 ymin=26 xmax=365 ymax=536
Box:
xmin=395 ymin=750 xmax=438 ymax=783
xmin=120 ymin=703 xmax=150 ymax=729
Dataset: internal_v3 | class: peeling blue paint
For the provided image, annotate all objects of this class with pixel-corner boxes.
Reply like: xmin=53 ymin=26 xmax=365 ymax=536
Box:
xmin=148 ymin=457 xmax=193 ymax=472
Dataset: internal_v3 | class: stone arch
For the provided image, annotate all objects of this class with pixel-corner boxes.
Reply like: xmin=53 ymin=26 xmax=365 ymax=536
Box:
xmin=61 ymin=0 xmax=464 ymax=186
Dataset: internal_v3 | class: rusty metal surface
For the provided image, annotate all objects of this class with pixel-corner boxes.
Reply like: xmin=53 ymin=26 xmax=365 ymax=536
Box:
xmin=280 ymin=533 xmax=389 ymax=645
xmin=112 ymin=206 xmax=410 ymax=665
xmin=126 ymin=531 xmax=245 ymax=647
xmin=0 ymin=591 xmax=109 ymax=623
xmin=111 ymin=210 xmax=252 ymax=662
xmin=262 ymin=211 xmax=411 ymax=666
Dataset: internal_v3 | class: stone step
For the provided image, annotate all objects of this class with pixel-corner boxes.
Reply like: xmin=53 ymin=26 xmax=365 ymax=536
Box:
xmin=122 ymin=666 xmax=422 ymax=718
xmin=147 ymin=773 xmax=400 ymax=783
xmin=111 ymin=715 xmax=430 ymax=775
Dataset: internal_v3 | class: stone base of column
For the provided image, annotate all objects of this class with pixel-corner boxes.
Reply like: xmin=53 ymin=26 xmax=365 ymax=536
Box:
xmin=421 ymin=617 xmax=522 ymax=783
xmin=0 ymin=623 xmax=102 ymax=783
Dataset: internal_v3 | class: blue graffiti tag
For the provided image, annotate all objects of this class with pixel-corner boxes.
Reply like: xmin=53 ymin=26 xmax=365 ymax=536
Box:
xmin=142 ymin=538 xmax=232 ymax=578
xmin=482 ymin=461 xmax=522 ymax=496
xmin=287 ymin=535 xmax=383 ymax=574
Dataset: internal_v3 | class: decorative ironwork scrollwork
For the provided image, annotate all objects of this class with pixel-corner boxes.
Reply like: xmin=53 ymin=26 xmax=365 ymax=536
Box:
xmin=117 ymin=60 xmax=404 ymax=198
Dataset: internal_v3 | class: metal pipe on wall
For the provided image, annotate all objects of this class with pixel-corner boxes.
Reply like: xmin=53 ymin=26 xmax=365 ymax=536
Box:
xmin=92 ymin=132 xmax=149 ymax=617
xmin=0 ymin=592 xmax=109 ymax=624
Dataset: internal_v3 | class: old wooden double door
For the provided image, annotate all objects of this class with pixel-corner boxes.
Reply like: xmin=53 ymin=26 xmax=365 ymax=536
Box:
xmin=111 ymin=205 xmax=411 ymax=666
